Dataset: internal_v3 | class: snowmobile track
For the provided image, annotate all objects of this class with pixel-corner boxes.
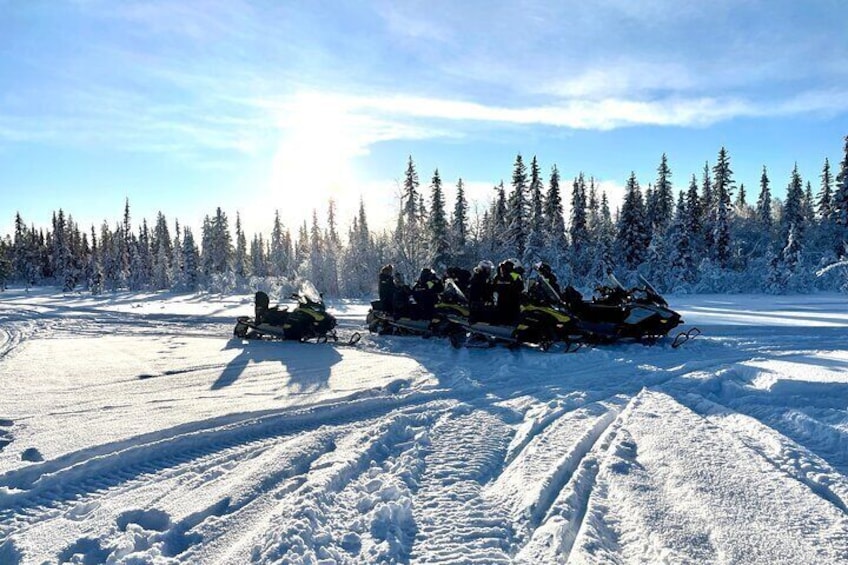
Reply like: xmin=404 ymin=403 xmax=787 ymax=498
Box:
xmin=0 ymin=396 xmax=456 ymax=539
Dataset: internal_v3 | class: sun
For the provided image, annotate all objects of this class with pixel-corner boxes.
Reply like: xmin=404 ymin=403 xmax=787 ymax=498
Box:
xmin=265 ymin=93 xmax=366 ymax=229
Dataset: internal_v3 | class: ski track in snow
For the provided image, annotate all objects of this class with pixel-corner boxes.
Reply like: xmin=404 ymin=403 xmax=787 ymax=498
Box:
xmin=1 ymin=291 xmax=848 ymax=563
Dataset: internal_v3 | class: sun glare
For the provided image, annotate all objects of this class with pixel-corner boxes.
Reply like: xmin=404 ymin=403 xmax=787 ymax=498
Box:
xmin=264 ymin=93 xmax=366 ymax=229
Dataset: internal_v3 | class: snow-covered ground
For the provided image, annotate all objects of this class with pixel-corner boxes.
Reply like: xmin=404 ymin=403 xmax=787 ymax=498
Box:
xmin=1 ymin=289 xmax=848 ymax=564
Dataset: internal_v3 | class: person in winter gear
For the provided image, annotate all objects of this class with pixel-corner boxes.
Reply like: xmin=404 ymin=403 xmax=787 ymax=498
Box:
xmin=392 ymin=271 xmax=412 ymax=318
xmin=493 ymin=259 xmax=524 ymax=324
xmin=535 ymin=262 xmax=561 ymax=295
xmin=444 ymin=266 xmax=471 ymax=295
xmin=467 ymin=260 xmax=495 ymax=323
xmin=378 ymin=264 xmax=396 ymax=313
xmin=413 ymin=267 xmax=444 ymax=319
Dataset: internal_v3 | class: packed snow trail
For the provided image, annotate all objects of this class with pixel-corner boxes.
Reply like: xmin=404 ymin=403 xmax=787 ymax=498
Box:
xmin=1 ymin=289 xmax=848 ymax=563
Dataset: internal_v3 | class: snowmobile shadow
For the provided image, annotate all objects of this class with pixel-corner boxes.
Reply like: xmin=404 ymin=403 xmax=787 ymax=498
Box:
xmin=214 ymin=338 xmax=342 ymax=391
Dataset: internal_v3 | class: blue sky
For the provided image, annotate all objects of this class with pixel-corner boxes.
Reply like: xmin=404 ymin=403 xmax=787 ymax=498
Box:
xmin=1 ymin=0 xmax=847 ymax=238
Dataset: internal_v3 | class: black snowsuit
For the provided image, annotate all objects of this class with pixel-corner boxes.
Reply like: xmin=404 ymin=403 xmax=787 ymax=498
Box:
xmin=412 ymin=276 xmax=444 ymax=319
xmin=467 ymin=269 xmax=495 ymax=323
xmin=378 ymin=272 xmax=395 ymax=313
xmin=493 ymin=270 xmax=523 ymax=324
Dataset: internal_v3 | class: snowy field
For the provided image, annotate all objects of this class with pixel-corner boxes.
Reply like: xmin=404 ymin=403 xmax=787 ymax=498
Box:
xmin=1 ymin=289 xmax=848 ymax=564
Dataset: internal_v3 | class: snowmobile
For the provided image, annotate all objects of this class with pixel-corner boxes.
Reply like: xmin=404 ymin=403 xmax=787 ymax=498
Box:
xmin=366 ymin=279 xmax=469 ymax=339
xmin=234 ymin=282 xmax=351 ymax=343
xmin=561 ymin=274 xmax=685 ymax=344
xmin=448 ymin=277 xmax=579 ymax=351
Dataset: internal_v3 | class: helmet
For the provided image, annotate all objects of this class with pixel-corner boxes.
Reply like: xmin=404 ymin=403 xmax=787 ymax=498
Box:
xmin=535 ymin=261 xmax=552 ymax=277
xmin=420 ymin=267 xmax=436 ymax=281
xmin=477 ymin=260 xmax=494 ymax=275
xmin=380 ymin=264 xmax=394 ymax=276
xmin=499 ymin=259 xmax=514 ymax=274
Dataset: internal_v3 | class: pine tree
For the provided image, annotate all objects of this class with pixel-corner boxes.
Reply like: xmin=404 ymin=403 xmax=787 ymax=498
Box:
xmin=736 ymin=183 xmax=747 ymax=209
xmin=309 ymin=210 xmax=325 ymax=290
xmin=570 ymin=174 xmax=589 ymax=275
xmin=711 ymin=148 xmax=735 ymax=267
xmin=666 ymin=192 xmax=695 ymax=288
xmin=234 ymin=213 xmax=248 ymax=280
xmin=402 ymin=156 xmax=420 ymax=227
xmin=182 ymin=227 xmax=201 ymax=291
xmin=653 ymin=154 xmax=674 ymax=237
xmin=782 ymin=164 xmax=805 ymax=242
xmin=616 ymin=172 xmax=649 ymax=270
xmin=428 ymin=169 xmax=450 ymax=269
xmin=544 ymin=165 xmax=567 ymax=257
xmin=701 ymin=162 xmax=715 ymax=250
xmin=506 ymin=153 xmax=528 ymax=258
xmin=323 ymin=200 xmax=341 ymax=295
xmin=249 ymin=234 xmax=266 ymax=277
xmin=756 ymin=166 xmax=773 ymax=231
xmin=270 ymin=210 xmax=288 ymax=277
xmin=451 ymin=178 xmax=468 ymax=259
xmin=685 ymin=175 xmax=702 ymax=251
xmin=818 ymin=158 xmax=834 ymax=220
xmin=524 ymin=156 xmax=545 ymax=266
xmin=152 ymin=212 xmax=172 ymax=290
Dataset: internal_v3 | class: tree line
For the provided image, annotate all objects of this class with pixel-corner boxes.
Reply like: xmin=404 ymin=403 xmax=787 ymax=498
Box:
xmin=1 ymin=136 xmax=848 ymax=297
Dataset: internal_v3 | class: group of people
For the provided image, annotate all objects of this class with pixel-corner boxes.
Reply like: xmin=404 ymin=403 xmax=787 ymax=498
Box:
xmin=375 ymin=259 xmax=563 ymax=326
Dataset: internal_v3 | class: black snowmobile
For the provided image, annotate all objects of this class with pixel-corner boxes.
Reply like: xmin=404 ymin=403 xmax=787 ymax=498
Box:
xmin=366 ymin=278 xmax=469 ymax=339
xmin=234 ymin=282 xmax=341 ymax=342
xmin=449 ymin=276 xmax=579 ymax=351
xmin=561 ymin=274 xmax=685 ymax=344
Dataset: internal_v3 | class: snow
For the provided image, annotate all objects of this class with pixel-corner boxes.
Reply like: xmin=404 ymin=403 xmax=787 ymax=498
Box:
xmin=1 ymin=288 xmax=848 ymax=563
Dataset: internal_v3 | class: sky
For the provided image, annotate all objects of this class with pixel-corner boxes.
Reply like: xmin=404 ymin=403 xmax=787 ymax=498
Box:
xmin=1 ymin=0 xmax=847 ymax=240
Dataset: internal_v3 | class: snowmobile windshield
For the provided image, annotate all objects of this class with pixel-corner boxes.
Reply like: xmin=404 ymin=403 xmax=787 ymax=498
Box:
xmin=442 ymin=279 xmax=469 ymax=304
xmin=637 ymin=274 xmax=667 ymax=306
xmin=608 ymin=273 xmax=626 ymax=291
xmin=299 ymin=281 xmax=323 ymax=305
xmin=535 ymin=275 xmax=562 ymax=304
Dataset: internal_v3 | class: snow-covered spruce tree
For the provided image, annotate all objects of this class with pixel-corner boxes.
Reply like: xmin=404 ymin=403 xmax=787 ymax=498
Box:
xmin=428 ymin=169 xmax=450 ymax=270
xmin=569 ymin=174 xmax=590 ymax=277
xmin=544 ymin=165 xmax=568 ymax=268
xmin=210 ymin=207 xmax=232 ymax=276
xmin=87 ymin=225 xmax=103 ymax=295
xmin=392 ymin=157 xmax=428 ymax=278
xmin=665 ymin=192 xmax=696 ymax=291
xmin=781 ymin=164 xmax=806 ymax=243
xmin=305 ymin=210 xmax=325 ymax=290
xmin=234 ymin=212 xmax=248 ymax=283
xmin=171 ymin=220 xmax=184 ymax=288
xmin=653 ymin=154 xmax=674 ymax=238
xmin=756 ymin=166 xmax=773 ymax=233
xmin=181 ymin=227 xmax=201 ymax=291
xmin=523 ymin=156 xmax=546 ymax=267
xmin=586 ymin=190 xmax=615 ymax=287
xmin=323 ymin=200 xmax=341 ymax=296
xmin=767 ymin=223 xmax=810 ymax=293
xmin=340 ymin=199 xmax=377 ymax=296
xmin=504 ymin=154 xmax=529 ymax=260
xmin=270 ymin=210 xmax=288 ymax=278
xmin=701 ymin=162 xmax=715 ymax=252
xmin=294 ymin=221 xmax=310 ymax=275
xmin=818 ymin=158 xmax=834 ymax=222
xmin=616 ymin=172 xmax=649 ymax=272
xmin=402 ymin=155 xmax=420 ymax=226
xmin=451 ymin=179 xmax=469 ymax=266
xmin=151 ymin=212 xmax=172 ymax=290
xmin=712 ymin=147 xmax=734 ymax=268
xmin=683 ymin=174 xmax=703 ymax=261
xmin=0 ymin=237 xmax=11 ymax=291
xmin=249 ymin=234 xmax=267 ymax=278
xmin=487 ymin=180 xmax=510 ymax=259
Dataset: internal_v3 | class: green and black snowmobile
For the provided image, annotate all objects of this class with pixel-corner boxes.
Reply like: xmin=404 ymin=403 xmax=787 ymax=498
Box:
xmin=234 ymin=282 xmax=339 ymax=342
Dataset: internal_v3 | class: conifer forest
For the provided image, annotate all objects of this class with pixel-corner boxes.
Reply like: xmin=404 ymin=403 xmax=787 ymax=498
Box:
xmin=2 ymin=138 xmax=848 ymax=297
